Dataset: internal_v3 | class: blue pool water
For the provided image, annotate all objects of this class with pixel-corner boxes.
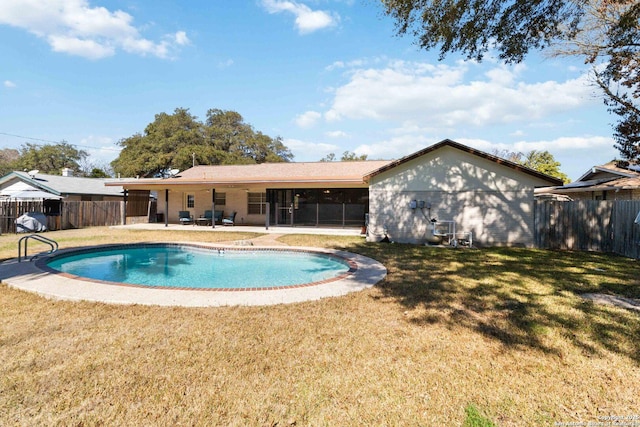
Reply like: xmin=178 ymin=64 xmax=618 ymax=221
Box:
xmin=46 ymin=245 xmax=351 ymax=289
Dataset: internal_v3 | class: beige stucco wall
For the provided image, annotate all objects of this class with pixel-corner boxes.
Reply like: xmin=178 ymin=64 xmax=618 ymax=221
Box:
xmin=153 ymin=182 xmax=371 ymax=225
xmin=157 ymin=186 xmax=267 ymax=225
xmin=367 ymin=146 xmax=552 ymax=246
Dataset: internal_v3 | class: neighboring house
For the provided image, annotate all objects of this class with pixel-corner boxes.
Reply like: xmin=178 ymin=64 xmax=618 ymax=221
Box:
xmin=535 ymin=161 xmax=640 ymax=201
xmin=107 ymin=139 xmax=561 ymax=246
xmin=0 ymin=169 xmax=125 ymax=201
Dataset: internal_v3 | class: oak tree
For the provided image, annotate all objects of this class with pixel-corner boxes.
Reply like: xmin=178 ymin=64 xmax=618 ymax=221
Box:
xmin=111 ymin=108 xmax=293 ymax=177
xmin=13 ymin=142 xmax=88 ymax=175
xmin=381 ymin=0 xmax=640 ymax=162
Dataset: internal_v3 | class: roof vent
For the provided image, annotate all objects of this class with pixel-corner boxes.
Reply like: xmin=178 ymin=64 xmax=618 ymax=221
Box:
xmin=27 ymin=169 xmax=39 ymax=178
xmin=62 ymin=168 xmax=73 ymax=177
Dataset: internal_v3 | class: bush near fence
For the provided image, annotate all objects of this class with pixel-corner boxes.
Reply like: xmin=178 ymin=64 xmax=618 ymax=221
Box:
xmin=535 ymin=200 xmax=640 ymax=259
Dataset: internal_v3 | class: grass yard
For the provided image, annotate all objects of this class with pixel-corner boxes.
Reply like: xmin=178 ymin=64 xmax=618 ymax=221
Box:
xmin=1 ymin=227 xmax=639 ymax=426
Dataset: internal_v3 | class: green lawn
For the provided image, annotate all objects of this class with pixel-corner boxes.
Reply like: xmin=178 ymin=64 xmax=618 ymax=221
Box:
xmin=1 ymin=228 xmax=639 ymax=426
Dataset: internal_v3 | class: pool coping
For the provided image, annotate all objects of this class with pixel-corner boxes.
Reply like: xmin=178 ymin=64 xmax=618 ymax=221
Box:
xmin=0 ymin=242 xmax=387 ymax=307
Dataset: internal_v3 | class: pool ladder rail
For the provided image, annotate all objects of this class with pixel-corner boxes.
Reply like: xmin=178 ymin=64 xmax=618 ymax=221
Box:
xmin=18 ymin=234 xmax=59 ymax=263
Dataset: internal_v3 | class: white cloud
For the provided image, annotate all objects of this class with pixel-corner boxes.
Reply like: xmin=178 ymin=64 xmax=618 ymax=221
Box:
xmin=48 ymin=34 xmax=115 ymax=59
xmin=325 ymin=58 xmax=366 ymax=72
xmin=78 ymin=135 xmax=120 ymax=164
xmin=284 ymin=138 xmax=339 ymax=161
xmin=348 ymin=134 xmax=617 ymax=180
xmin=261 ymin=0 xmax=338 ymax=34
xmin=512 ymin=136 xmax=614 ymax=152
xmin=454 ymin=135 xmax=613 ymax=154
xmin=295 ymin=110 xmax=322 ymax=128
xmin=4 ymin=80 xmax=16 ymax=88
xmin=324 ymin=60 xmax=596 ymax=128
xmin=174 ymin=31 xmax=190 ymax=46
xmin=352 ymin=134 xmax=433 ymax=161
xmin=454 ymin=136 xmax=618 ymax=179
xmin=0 ymin=0 xmax=188 ymax=59
xmin=325 ymin=130 xmax=348 ymax=138
xmin=217 ymin=59 xmax=234 ymax=69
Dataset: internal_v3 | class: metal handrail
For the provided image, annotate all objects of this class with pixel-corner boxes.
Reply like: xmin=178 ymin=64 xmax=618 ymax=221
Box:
xmin=18 ymin=234 xmax=59 ymax=262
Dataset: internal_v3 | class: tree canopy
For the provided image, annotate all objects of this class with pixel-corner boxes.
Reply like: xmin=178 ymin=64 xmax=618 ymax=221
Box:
xmin=111 ymin=108 xmax=293 ymax=177
xmin=11 ymin=142 xmax=88 ymax=175
xmin=520 ymin=150 xmax=570 ymax=183
xmin=0 ymin=143 xmax=113 ymax=177
xmin=320 ymin=151 xmax=369 ymax=162
xmin=382 ymin=0 xmax=585 ymax=63
xmin=0 ymin=148 xmax=19 ymax=176
xmin=381 ymin=0 xmax=640 ymax=162
xmin=493 ymin=148 xmax=570 ymax=182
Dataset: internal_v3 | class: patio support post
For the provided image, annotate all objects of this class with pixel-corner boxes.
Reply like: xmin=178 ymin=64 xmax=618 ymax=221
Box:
xmin=290 ymin=202 xmax=294 ymax=226
xmin=265 ymin=202 xmax=270 ymax=230
xmin=342 ymin=203 xmax=345 ymax=228
xmin=211 ymin=188 xmax=215 ymax=229
xmin=164 ymin=189 xmax=169 ymax=227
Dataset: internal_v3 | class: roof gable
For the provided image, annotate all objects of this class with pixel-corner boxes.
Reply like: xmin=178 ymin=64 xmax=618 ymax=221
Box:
xmin=576 ymin=162 xmax=640 ymax=182
xmin=364 ymin=139 xmax=564 ymax=186
xmin=0 ymin=172 xmax=60 ymax=195
xmin=0 ymin=171 xmax=123 ymax=197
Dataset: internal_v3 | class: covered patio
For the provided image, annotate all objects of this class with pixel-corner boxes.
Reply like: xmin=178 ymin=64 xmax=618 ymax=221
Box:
xmin=106 ymin=160 xmax=390 ymax=229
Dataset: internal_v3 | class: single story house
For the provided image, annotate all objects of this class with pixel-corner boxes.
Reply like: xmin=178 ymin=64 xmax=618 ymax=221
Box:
xmin=107 ymin=139 xmax=561 ymax=246
xmin=107 ymin=160 xmax=390 ymax=228
xmin=535 ymin=161 xmax=640 ymax=201
xmin=0 ymin=169 xmax=125 ymax=201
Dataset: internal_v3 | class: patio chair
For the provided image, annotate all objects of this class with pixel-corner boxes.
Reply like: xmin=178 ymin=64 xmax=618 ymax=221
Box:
xmin=222 ymin=211 xmax=237 ymax=226
xmin=178 ymin=210 xmax=193 ymax=225
xmin=214 ymin=210 xmax=224 ymax=225
xmin=196 ymin=210 xmax=213 ymax=226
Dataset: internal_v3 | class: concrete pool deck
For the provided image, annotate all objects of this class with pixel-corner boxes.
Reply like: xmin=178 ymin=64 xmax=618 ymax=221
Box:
xmin=0 ymin=242 xmax=386 ymax=307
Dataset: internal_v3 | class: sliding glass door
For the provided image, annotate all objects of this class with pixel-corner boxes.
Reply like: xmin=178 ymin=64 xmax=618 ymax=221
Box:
xmin=268 ymin=188 xmax=368 ymax=227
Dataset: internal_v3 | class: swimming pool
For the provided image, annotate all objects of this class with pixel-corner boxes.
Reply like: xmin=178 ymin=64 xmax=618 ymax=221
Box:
xmin=44 ymin=243 xmax=355 ymax=290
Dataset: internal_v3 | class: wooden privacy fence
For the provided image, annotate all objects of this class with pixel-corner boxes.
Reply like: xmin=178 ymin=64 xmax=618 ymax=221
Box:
xmin=56 ymin=201 xmax=123 ymax=230
xmin=534 ymin=200 xmax=640 ymax=259
xmin=0 ymin=200 xmax=154 ymax=233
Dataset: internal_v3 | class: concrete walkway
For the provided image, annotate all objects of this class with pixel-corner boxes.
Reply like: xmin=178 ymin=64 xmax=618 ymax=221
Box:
xmin=244 ymin=233 xmax=289 ymax=246
xmin=111 ymin=222 xmax=365 ymax=237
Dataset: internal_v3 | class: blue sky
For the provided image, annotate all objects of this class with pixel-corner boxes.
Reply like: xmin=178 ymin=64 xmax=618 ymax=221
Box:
xmin=0 ymin=0 xmax=620 ymax=180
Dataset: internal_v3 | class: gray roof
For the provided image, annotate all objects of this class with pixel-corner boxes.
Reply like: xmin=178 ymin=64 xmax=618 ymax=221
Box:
xmin=0 ymin=171 xmax=124 ymax=198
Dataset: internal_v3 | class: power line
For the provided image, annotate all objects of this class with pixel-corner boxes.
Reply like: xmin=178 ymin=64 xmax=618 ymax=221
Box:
xmin=0 ymin=132 xmax=121 ymax=152
xmin=0 ymin=132 xmax=63 ymax=145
